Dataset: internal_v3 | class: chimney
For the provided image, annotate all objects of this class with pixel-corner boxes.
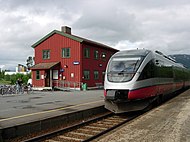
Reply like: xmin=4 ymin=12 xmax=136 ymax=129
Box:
xmin=61 ymin=26 xmax=71 ymax=34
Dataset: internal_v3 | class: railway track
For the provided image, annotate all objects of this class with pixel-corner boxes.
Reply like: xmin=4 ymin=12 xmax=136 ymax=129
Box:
xmin=23 ymin=111 xmax=141 ymax=142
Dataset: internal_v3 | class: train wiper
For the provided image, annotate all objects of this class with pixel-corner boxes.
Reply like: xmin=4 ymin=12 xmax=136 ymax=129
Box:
xmin=119 ymin=67 xmax=135 ymax=73
xmin=119 ymin=69 xmax=127 ymax=73
xmin=108 ymin=70 xmax=134 ymax=75
xmin=119 ymin=60 xmax=139 ymax=74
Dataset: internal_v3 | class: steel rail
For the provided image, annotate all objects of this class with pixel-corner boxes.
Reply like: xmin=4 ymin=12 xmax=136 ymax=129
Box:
xmin=23 ymin=112 xmax=113 ymax=142
xmin=23 ymin=111 xmax=143 ymax=142
xmin=83 ymin=112 xmax=141 ymax=142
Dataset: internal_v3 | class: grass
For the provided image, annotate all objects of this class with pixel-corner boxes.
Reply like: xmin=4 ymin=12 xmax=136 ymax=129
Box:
xmin=0 ymin=79 xmax=11 ymax=85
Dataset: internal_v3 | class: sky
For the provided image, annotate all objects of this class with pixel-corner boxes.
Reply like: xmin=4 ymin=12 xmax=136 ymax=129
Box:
xmin=1 ymin=0 xmax=190 ymax=70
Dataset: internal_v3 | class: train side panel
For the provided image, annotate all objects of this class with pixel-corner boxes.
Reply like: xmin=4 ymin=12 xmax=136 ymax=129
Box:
xmin=104 ymin=49 xmax=190 ymax=113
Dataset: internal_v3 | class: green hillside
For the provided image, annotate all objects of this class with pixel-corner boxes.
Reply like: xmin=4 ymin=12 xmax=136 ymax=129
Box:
xmin=169 ymin=54 xmax=190 ymax=69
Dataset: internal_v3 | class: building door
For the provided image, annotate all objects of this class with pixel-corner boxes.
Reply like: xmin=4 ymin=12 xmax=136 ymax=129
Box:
xmin=45 ymin=70 xmax=50 ymax=87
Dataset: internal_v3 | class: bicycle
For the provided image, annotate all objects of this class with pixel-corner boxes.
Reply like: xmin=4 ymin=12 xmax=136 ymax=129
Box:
xmin=1 ymin=85 xmax=17 ymax=95
xmin=24 ymin=84 xmax=33 ymax=94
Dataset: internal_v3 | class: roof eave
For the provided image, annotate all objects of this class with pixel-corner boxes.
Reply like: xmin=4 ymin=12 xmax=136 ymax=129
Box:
xmin=82 ymin=40 xmax=118 ymax=51
xmin=30 ymin=62 xmax=60 ymax=70
xmin=31 ymin=30 xmax=83 ymax=48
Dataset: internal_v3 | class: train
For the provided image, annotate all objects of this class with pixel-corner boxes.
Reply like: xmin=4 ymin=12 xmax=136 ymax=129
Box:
xmin=104 ymin=49 xmax=190 ymax=113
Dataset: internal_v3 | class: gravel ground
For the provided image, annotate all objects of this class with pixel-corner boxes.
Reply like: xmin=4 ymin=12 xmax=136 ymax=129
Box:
xmin=97 ymin=89 xmax=190 ymax=142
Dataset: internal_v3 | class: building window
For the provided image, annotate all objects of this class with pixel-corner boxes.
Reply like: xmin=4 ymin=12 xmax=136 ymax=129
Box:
xmin=102 ymin=52 xmax=106 ymax=60
xmin=62 ymin=48 xmax=70 ymax=58
xmin=94 ymin=71 xmax=99 ymax=80
xmin=94 ymin=50 xmax=99 ymax=59
xmin=84 ymin=48 xmax=90 ymax=58
xmin=84 ymin=70 xmax=90 ymax=80
xmin=43 ymin=50 xmax=50 ymax=59
xmin=36 ymin=70 xmax=40 ymax=80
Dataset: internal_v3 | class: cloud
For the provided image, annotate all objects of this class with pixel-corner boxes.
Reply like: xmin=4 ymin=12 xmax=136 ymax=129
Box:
xmin=0 ymin=0 xmax=190 ymax=69
xmin=73 ymin=0 xmax=143 ymax=45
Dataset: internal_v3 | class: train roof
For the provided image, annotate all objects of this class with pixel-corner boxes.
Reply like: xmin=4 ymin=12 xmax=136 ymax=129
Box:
xmin=154 ymin=50 xmax=186 ymax=68
xmin=114 ymin=49 xmax=151 ymax=57
xmin=155 ymin=50 xmax=176 ymax=62
xmin=113 ymin=49 xmax=186 ymax=69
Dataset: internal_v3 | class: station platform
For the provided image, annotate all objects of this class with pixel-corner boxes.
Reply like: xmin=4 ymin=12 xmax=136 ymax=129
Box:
xmin=0 ymin=90 xmax=105 ymax=140
xmin=97 ymin=89 xmax=190 ymax=142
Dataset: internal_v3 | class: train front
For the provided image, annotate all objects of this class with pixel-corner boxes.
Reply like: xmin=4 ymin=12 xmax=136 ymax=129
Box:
xmin=104 ymin=49 xmax=151 ymax=113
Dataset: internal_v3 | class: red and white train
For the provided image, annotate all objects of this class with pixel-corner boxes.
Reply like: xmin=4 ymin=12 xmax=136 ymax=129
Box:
xmin=104 ymin=49 xmax=190 ymax=113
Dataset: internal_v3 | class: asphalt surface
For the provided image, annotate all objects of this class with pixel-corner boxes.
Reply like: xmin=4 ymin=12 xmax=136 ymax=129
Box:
xmin=0 ymin=90 xmax=104 ymax=128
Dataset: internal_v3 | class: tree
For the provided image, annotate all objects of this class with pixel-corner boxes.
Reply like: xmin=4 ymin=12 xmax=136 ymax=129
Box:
xmin=10 ymin=73 xmax=31 ymax=85
xmin=0 ymin=70 xmax=5 ymax=79
xmin=26 ymin=56 xmax=34 ymax=69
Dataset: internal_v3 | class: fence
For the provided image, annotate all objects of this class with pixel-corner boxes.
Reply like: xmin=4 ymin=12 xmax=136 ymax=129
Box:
xmin=53 ymin=80 xmax=83 ymax=91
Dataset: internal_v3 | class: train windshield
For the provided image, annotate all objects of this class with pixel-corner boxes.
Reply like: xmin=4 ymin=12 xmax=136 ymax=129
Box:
xmin=107 ymin=56 xmax=144 ymax=82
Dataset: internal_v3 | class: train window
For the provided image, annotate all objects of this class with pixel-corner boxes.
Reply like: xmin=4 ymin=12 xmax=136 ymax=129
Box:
xmin=138 ymin=60 xmax=156 ymax=80
xmin=108 ymin=57 xmax=142 ymax=72
xmin=173 ymin=67 xmax=184 ymax=81
xmin=107 ymin=56 xmax=144 ymax=82
xmin=138 ymin=59 xmax=174 ymax=81
xmin=158 ymin=66 xmax=173 ymax=78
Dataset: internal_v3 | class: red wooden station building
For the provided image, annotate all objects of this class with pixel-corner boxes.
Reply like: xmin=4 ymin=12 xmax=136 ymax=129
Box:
xmin=31 ymin=26 xmax=118 ymax=90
